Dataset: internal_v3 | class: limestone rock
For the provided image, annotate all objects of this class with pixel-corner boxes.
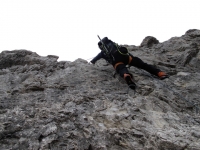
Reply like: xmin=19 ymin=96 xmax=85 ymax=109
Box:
xmin=140 ymin=36 xmax=159 ymax=48
xmin=0 ymin=29 xmax=200 ymax=150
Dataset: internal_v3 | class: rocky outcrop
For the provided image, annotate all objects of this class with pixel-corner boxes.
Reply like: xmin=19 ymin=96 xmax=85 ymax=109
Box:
xmin=0 ymin=29 xmax=200 ymax=150
xmin=140 ymin=36 xmax=159 ymax=48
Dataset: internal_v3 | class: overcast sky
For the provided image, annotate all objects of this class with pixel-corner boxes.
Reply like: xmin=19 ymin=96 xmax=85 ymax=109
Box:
xmin=0 ymin=0 xmax=200 ymax=61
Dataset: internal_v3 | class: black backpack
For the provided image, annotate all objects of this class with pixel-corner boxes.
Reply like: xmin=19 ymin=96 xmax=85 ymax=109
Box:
xmin=98 ymin=37 xmax=129 ymax=63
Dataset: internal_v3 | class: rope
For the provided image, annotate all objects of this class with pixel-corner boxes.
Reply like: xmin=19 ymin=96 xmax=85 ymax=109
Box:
xmin=116 ymin=44 xmax=130 ymax=56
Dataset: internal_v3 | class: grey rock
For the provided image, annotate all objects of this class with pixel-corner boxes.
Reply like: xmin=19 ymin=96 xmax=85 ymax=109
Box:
xmin=140 ymin=36 xmax=159 ymax=48
xmin=0 ymin=29 xmax=200 ymax=150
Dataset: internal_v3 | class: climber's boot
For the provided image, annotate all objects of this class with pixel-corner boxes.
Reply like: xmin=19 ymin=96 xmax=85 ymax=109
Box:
xmin=158 ymin=71 xmax=169 ymax=80
xmin=124 ymin=73 xmax=136 ymax=90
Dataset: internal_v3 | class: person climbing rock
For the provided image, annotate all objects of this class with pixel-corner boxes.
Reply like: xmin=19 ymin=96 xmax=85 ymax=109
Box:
xmin=90 ymin=36 xmax=168 ymax=90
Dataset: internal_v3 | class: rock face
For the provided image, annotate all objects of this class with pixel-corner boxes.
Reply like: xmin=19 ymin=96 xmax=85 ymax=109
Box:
xmin=0 ymin=29 xmax=200 ymax=150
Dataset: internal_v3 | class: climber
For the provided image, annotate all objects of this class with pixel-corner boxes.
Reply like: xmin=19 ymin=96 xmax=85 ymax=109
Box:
xmin=90 ymin=36 xmax=169 ymax=90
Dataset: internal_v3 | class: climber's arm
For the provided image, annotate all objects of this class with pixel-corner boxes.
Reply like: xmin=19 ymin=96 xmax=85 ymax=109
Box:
xmin=90 ymin=52 xmax=103 ymax=64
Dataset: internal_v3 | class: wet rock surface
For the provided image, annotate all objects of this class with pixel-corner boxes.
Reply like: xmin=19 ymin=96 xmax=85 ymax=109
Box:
xmin=0 ymin=29 xmax=200 ymax=150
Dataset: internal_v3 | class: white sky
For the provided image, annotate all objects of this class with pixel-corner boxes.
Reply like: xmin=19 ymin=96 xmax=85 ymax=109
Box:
xmin=0 ymin=0 xmax=200 ymax=62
